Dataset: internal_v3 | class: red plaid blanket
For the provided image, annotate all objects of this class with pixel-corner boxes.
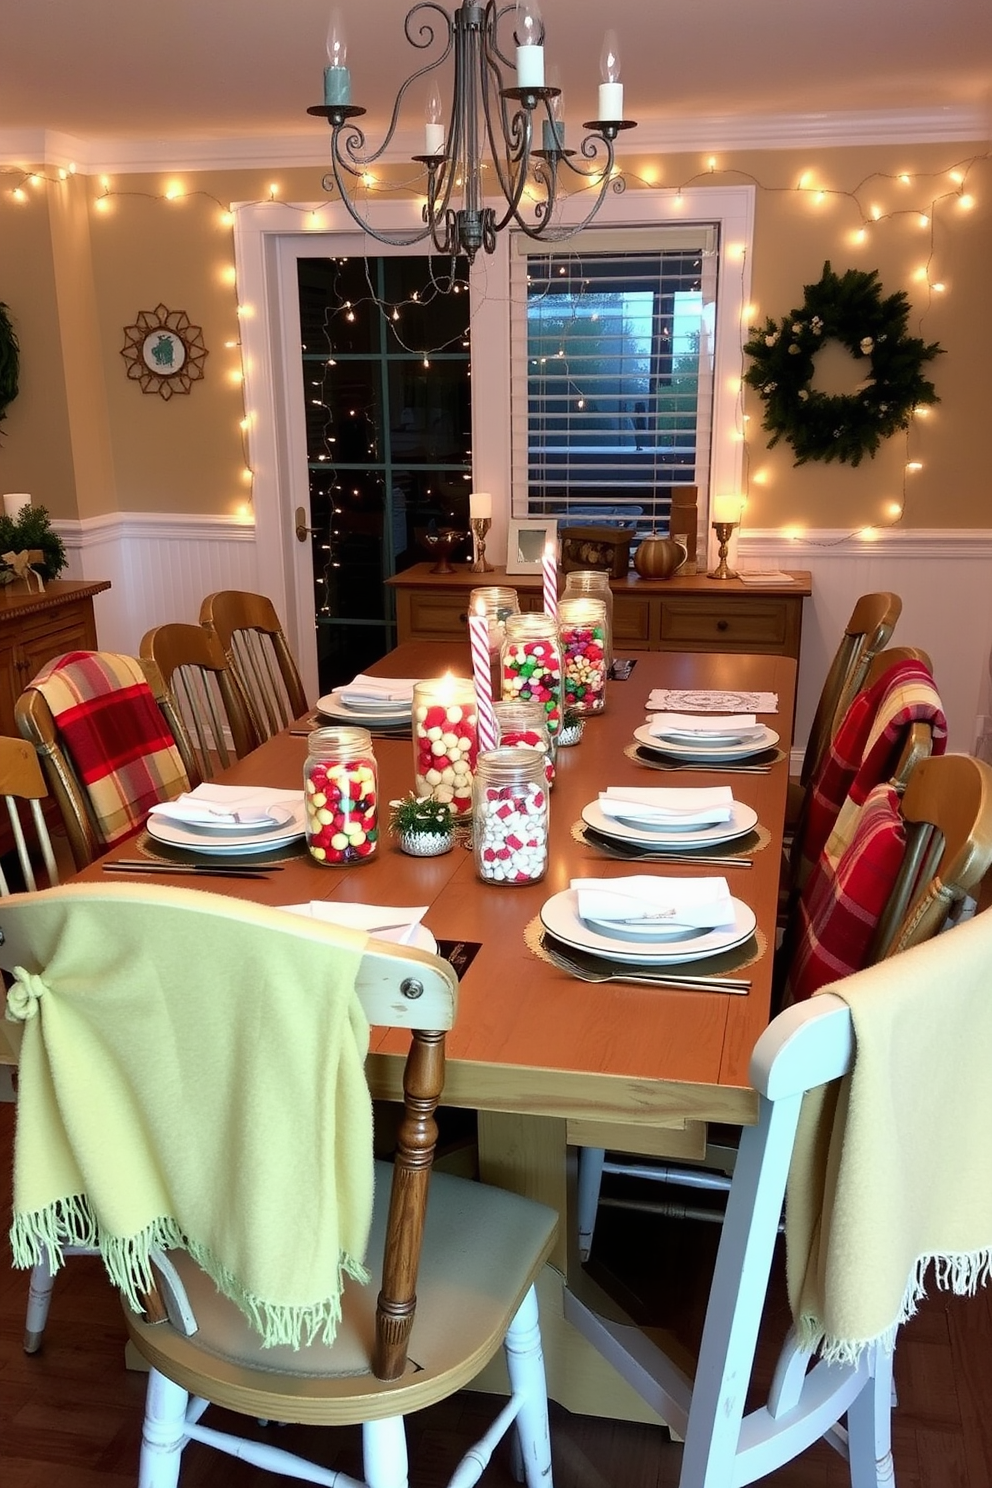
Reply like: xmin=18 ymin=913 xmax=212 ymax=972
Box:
xmin=27 ymin=651 xmax=189 ymax=847
xmin=785 ymin=783 xmax=907 ymax=1005
xmin=798 ymin=660 xmax=946 ymax=890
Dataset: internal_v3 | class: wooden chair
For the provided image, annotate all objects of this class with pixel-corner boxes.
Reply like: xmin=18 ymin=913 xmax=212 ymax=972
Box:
xmin=577 ymin=753 xmax=992 ymax=1260
xmin=1 ymin=883 xmax=557 ymax=1488
xmin=15 ymin=651 xmax=195 ymax=871
xmin=0 ymin=735 xmax=60 ymax=896
xmin=199 ymin=590 xmax=309 ymax=739
xmin=140 ymin=622 xmax=260 ymax=780
xmin=786 ymin=592 xmax=902 ymax=831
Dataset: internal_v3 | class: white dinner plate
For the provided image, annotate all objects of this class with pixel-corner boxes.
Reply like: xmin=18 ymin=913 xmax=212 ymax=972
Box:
xmin=150 ymin=803 xmax=296 ymax=838
xmin=653 ymin=725 xmax=767 ymax=745
xmin=581 ymin=917 xmax=702 ymax=944
xmin=582 ymin=799 xmax=759 ymax=849
xmin=633 ymin=724 xmax=779 ymax=761
xmin=540 ymin=888 xmax=757 ymax=964
xmin=146 ymin=798 xmax=307 ymax=855
xmin=317 ymin=691 xmax=411 ymax=724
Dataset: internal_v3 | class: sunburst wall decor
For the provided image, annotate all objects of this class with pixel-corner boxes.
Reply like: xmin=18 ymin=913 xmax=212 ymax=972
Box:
xmin=120 ymin=304 xmax=208 ymax=400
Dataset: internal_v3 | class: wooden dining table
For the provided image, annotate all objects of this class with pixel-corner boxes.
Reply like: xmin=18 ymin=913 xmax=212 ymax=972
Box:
xmin=83 ymin=639 xmax=797 ymax=1426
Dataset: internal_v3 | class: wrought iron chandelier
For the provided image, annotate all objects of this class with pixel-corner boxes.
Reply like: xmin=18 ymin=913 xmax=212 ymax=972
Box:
xmin=308 ymin=2 xmax=636 ymax=264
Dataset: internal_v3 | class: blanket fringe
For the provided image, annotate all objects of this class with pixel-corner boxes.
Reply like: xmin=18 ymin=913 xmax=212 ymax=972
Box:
xmin=798 ymin=1247 xmax=992 ymax=1367
xmin=10 ymin=1198 xmax=371 ymax=1350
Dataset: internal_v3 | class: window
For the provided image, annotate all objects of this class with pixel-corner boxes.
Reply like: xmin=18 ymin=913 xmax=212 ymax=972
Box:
xmin=511 ymin=224 xmax=722 ymax=538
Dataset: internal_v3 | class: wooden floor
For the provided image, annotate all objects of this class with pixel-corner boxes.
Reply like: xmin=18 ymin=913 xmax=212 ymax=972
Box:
xmin=2 ymin=1098 xmax=990 ymax=1487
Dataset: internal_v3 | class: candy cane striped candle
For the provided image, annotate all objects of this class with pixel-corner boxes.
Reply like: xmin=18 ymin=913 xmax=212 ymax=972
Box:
xmin=469 ymin=603 xmax=499 ymax=752
xmin=542 ymin=536 xmax=559 ymax=623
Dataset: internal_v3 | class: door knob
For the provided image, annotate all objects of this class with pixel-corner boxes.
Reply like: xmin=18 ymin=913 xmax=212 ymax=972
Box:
xmin=295 ymin=506 xmax=316 ymax=543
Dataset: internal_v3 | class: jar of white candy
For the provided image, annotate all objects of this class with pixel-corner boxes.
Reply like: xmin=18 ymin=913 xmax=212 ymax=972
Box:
xmin=472 ymin=747 xmax=550 ymax=886
xmin=304 ymin=727 xmax=378 ymax=865
xmin=412 ymin=675 xmax=478 ymax=818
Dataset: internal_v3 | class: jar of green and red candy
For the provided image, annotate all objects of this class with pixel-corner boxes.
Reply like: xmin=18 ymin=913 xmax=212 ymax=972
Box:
xmin=411 ymin=676 xmax=478 ymax=817
xmin=558 ymin=595 xmax=608 ymax=715
xmin=499 ymin=612 xmax=563 ymax=741
xmin=304 ymin=727 xmax=378 ymax=865
xmin=493 ymin=698 xmax=555 ymax=786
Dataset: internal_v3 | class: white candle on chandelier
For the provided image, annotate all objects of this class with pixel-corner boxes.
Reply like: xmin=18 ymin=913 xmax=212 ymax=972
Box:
xmin=598 ymin=30 xmax=623 ymax=121
xmin=515 ymin=0 xmax=545 ymax=88
xmin=424 ymin=79 xmax=445 ymax=155
xmin=324 ymin=9 xmax=351 ymax=106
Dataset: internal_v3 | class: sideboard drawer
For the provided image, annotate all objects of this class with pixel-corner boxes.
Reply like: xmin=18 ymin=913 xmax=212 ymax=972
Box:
xmin=406 ymin=591 xmax=469 ymax=638
xmin=660 ymin=598 xmax=790 ymax=652
xmin=613 ymin=594 xmax=653 ymax=645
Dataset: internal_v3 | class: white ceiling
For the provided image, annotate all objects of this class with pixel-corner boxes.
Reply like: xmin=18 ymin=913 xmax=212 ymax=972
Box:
xmin=1 ymin=0 xmax=990 ymax=166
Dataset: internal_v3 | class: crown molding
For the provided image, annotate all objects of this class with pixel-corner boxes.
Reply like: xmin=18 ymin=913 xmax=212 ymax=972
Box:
xmin=2 ymin=103 xmax=988 ymax=176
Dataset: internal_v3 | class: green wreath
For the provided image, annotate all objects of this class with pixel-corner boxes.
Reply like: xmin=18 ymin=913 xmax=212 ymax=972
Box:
xmin=0 ymin=301 xmax=19 ymax=439
xmin=743 ymin=262 xmax=942 ymax=467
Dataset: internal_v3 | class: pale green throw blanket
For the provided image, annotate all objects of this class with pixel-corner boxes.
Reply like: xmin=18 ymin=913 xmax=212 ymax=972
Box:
xmin=786 ymin=907 xmax=992 ymax=1366
xmin=6 ymin=882 xmax=372 ymax=1349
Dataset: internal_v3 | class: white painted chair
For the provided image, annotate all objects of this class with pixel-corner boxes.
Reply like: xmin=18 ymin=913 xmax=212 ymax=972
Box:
xmin=1 ymin=883 xmax=557 ymax=1488
xmin=567 ymin=991 xmax=893 ymax=1486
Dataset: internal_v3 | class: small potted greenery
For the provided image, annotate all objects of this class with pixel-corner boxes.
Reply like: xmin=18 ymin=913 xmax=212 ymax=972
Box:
xmin=0 ymin=504 xmax=67 ymax=585
xmin=389 ymin=792 xmax=456 ymax=857
xmin=557 ymin=706 xmax=586 ymax=747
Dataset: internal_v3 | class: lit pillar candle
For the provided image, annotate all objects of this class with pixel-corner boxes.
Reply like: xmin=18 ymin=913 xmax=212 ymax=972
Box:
xmin=713 ymin=495 xmax=744 ymax=524
xmin=469 ymin=491 xmax=492 ymax=519
xmin=542 ymin=537 xmax=559 ymax=623
xmin=598 ymin=30 xmax=623 ymax=120
xmin=469 ymin=603 xmax=499 ymax=753
xmin=324 ymin=11 xmax=351 ymax=106
xmin=515 ymin=0 xmax=545 ymax=87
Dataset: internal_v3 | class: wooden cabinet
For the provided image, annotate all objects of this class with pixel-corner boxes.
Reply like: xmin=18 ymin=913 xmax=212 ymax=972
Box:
xmin=0 ymin=580 xmax=111 ymax=739
xmin=387 ymin=565 xmax=810 ymax=660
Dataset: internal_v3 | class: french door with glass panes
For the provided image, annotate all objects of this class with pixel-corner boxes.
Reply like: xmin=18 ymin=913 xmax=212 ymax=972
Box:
xmin=297 ymin=255 xmax=472 ymax=692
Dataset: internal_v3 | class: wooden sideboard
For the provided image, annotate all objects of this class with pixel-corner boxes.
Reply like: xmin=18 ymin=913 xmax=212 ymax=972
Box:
xmin=387 ymin=564 xmax=812 ymax=661
xmin=0 ymin=579 xmax=111 ymax=739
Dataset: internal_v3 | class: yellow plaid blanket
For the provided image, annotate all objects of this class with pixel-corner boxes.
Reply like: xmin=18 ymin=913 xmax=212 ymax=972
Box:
xmin=786 ymin=907 xmax=992 ymax=1365
xmin=6 ymin=882 xmax=373 ymax=1349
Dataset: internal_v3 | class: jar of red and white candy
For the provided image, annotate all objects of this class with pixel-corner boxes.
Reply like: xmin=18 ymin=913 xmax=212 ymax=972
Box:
xmin=500 ymin=612 xmax=563 ymax=741
xmin=493 ymin=698 xmax=555 ymax=786
xmin=473 ymin=747 xmax=550 ymax=886
xmin=304 ymin=727 xmax=378 ymax=865
xmin=558 ymin=595 xmax=608 ymax=715
xmin=411 ymin=676 xmax=479 ymax=817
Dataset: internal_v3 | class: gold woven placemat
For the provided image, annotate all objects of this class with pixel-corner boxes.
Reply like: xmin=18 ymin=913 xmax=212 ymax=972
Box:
xmin=132 ymin=831 xmax=309 ymax=868
xmin=570 ymin=819 xmax=770 ymax=859
xmin=624 ymin=742 xmax=786 ymax=773
xmin=524 ymin=914 xmax=767 ymax=978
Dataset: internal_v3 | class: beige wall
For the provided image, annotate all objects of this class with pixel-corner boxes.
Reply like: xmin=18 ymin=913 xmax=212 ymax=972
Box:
xmin=0 ymin=143 xmax=987 ymax=528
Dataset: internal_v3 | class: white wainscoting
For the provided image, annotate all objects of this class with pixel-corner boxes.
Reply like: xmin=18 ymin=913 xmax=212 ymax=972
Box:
xmin=55 ymin=512 xmax=259 ymax=656
xmin=54 ymin=516 xmax=992 ymax=760
xmin=740 ymin=529 xmax=992 ymax=758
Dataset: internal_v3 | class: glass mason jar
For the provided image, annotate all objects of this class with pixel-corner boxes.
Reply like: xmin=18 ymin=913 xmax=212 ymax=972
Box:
xmin=412 ymin=676 xmax=478 ymax=817
xmin=563 ymin=569 xmax=614 ymax=672
xmin=468 ymin=585 xmax=521 ymax=651
xmin=493 ymin=698 xmax=555 ymax=786
xmin=304 ymin=726 xmax=378 ymax=865
xmin=473 ymin=747 xmax=550 ymax=886
xmin=500 ymin=612 xmax=564 ymax=741
xmin=558 ymin=595 xmax=608 ymax=715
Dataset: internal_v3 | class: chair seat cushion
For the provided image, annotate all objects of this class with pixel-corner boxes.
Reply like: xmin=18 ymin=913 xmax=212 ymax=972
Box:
xmin=125 ymin=1162 xmax=558 ymax=1424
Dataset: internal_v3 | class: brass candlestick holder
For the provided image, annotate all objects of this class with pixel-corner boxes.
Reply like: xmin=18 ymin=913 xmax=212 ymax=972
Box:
xmin=707 ymin=521 xmax=738 ymax=580
xmin=469 ymin=516 xmax=496 ymax=573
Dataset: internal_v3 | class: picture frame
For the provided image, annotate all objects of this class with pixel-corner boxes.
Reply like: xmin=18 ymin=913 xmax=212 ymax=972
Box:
xmin=505 ymin=519 xmax=558 ymax=574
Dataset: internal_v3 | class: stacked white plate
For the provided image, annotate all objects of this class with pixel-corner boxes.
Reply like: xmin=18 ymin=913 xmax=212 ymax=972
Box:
xmin=540 ymin=887 xmax=757 ymax=964
xmin=146 ymin=787 xmax=307 ymax=855
xmin=581 ymin=798 xmax=758 ymax=850
xmin=634 ymin=721 xmax=779 ymax=761
xmin=317 ymin=691 xmax=412 ymax=726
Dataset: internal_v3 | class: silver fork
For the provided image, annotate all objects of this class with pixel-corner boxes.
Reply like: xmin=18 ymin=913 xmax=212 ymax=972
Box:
xmin=581 ymin=832 xmax=752 ymax=867
xmin=540 ymin=936 xmax=751 ymax=993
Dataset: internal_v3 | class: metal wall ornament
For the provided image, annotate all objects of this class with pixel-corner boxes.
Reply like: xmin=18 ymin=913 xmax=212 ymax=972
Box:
xmin=120 ymin=305 xmax=208 ymax=400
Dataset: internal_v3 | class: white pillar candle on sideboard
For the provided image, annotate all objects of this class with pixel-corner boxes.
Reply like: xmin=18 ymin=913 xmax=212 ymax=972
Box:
xmin=3 ymin=493 xmax=31 ymax=519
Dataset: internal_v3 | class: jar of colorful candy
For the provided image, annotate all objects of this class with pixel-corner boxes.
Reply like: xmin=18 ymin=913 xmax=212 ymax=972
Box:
xmin=500 ymin=612 xmax=563 ymax=741
xmin=411 ymin=675 xmax=478 ymax=817
xmin=558 ymin=595 xmax=608 ymax=715
xmin=563 ymin=569 xmax=614 ymax=672
xmin=473 ymin=747 xmax=550 ymax=886
xmin=304 ymin=726 xmax=378 ymax=865
xmin=493 ymin=698 xmax=555 ymax=785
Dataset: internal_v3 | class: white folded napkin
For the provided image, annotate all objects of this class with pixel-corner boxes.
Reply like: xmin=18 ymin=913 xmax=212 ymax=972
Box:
xmin=598 ymin=785 xmax=734 ymax=826
xmin=279 ymin=901 xmax=428 ymax=947
xmin=647 ymin=711 xmax=765 ymax=740
xmin=572 ymin=876 xmax=735 ymax=929
xmin=148 ymin=783 xmax=304 ymax=827
xmin=338 ymin=675 xmax=418 ymax=705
